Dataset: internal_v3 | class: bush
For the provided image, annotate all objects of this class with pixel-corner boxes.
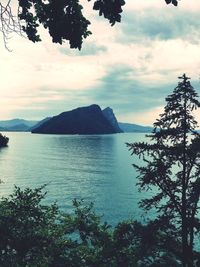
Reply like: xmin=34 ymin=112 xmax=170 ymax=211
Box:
xmin=0 ymin=186 xmax=188 ymax=267
xmin=0 ymin=133 xmax=9 ymax=147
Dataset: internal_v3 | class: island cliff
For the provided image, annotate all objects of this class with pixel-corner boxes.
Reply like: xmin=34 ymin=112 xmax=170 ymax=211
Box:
xmin=102 ymin=107 xmax=123 ymax=133
xmin=32 ymin=105 xmax=118 ymax=135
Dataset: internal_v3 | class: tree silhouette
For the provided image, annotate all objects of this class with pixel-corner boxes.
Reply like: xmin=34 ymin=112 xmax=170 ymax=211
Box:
xmin=0 ymin=0 xmax=125 ymax=50
xmin=0 ymin=185 xmax=184 ymax=266
xmin=0 ymin=133 xmax=9 ymax=147
xmin=127 ymin=74 xmax=200 ymax=267
xmin=0 ymin=0 xmax=179 ymax=50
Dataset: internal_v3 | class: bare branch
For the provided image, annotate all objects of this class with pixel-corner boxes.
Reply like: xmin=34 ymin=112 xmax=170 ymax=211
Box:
xmin=0 ymin=1 xmax=23 ymax=51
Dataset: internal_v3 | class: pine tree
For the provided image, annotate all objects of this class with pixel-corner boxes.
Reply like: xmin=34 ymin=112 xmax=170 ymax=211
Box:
xmin=127 ymin=74 xmax=200 ymax=266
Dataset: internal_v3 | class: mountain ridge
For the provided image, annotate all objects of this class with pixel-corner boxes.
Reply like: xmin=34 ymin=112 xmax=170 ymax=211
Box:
xmin=118 ymin=122 xmax=153 ymax=133
xmin=0 ymin=107 xmax=162 ymax=133
xmin=32 ymin=104 xmax=119 ymax=135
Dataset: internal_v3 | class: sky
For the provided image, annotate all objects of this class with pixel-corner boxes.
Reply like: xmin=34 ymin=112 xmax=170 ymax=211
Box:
xmin=0 ymin=0 xmax=200 ymax=126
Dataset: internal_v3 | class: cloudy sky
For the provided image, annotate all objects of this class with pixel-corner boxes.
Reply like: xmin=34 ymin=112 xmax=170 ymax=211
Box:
xmin=0 ymin=0 xmax=200 ymax=125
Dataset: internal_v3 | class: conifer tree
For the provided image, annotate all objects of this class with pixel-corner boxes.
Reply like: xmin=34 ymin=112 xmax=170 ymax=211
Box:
xmin=127 ymin=74 xmax=200 ymax=267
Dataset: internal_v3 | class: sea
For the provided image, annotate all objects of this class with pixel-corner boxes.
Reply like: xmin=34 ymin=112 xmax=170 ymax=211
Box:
xmin=0 ymin=132 xmax=153 ymax=225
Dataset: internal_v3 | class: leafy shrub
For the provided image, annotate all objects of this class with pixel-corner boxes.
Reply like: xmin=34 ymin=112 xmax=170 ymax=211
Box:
xmin=0 ymin=186 xmax=189 ymax=267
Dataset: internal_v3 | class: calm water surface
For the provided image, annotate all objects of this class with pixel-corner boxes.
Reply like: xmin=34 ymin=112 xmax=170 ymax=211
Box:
xmin=0 ymin=132 xmax=150 ymax=225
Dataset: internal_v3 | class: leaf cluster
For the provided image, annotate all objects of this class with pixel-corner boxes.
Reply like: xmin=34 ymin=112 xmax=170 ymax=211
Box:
xmin=17 ymin=0 xmax=125 ymax=49
xmin=165 ymin=0 xmax=178 ymax=6
xmin=0 ymin=186 xmax=186 ymax=266
xmin=0 ymin=0 xmax=184 ymax=50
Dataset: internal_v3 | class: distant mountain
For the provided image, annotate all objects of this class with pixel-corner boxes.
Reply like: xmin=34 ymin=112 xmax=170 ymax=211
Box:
xmin=0 ymin=126 xmax=7 ymax=131
xmin=32 ymin=105 xmax=118 ymax=135
xmin=0 ymin=119 xmax=38 ymax=132
xmin=0 ymin=119 xmax=37 ymax=128
xmin=102 ymin=107 xmax=123 ymax=133
xmin=119 ymin=122 xmax=153 ymax=133
xmin=6 ymin=123 xmax=31 ymax=132
xmin=30 ymin=117 xmax=51 ymax=131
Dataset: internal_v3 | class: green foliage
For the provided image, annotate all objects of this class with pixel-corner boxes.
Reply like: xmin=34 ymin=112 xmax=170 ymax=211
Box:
xmin=0 ymin=185 xmax=184 ymax=266
xmin=0 ymin=133 xmax=9 ymax=147
xmin=0 ymin=0 xmax=181 ymax=50
xmin=93 ymin=0 xmax=125 ymax=26
xmin=18 ymin=0 xmax=91 ymax=49
xmin=127 ymin=74 xmax=200 ymax=266
xmin=16 ymin=0 xmax=180 ymax=49
xmin=0 ymin=185 xmax=63 ymax=266
xmin=17 ymin=0 xmax=125 ymax=50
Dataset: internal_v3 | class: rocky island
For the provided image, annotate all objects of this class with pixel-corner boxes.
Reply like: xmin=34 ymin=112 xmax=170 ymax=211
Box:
xmin=32 ymin=104 xmax=122 ymax=135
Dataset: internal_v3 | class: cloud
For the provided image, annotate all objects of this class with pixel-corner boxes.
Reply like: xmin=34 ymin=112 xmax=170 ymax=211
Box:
xmin=81 ymin=65 xmax=173 ymax=115
xmin=78 ymin=64 xmax=200 ymax=126
xmin=123 ymin=0 xmax=200 ymax=12
xmin=118 ymin=9 xmax=200 ymax=45
xmin=59 ymin=42 xmax=107 ymax=56
xmin=120 ymin=106 xmax=164 ymax=126
xmin=0 ymin=86 xmax=93 ymax=120
xmin=0 ymin=0 xmax=200 ymax=125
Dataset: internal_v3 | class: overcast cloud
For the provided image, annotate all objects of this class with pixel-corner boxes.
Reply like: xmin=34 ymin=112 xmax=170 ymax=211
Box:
xmin=0 ymin=0 xmax=200 ymax=125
